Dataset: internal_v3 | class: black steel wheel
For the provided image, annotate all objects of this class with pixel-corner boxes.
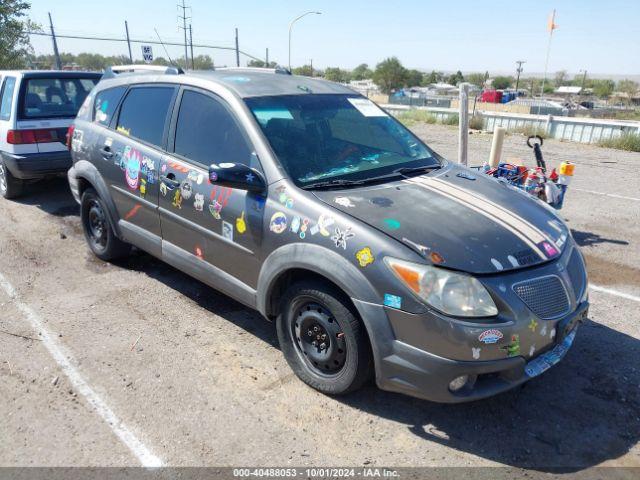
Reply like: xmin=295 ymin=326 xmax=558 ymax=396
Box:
xmin=277 ymin=280 xmax=373 ymax=395
xmin=81 ymin=188 xmax=130 ymax=261
xmin=0 ymin=160 xmax=23 ymax=199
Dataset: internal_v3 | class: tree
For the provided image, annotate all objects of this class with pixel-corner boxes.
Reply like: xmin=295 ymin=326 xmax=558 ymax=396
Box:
xmin=0 ymin=0 xmax=37 ymax=69
xmin=372 ymin=57 xmax=407 ymax=94
xmin=466 ymin=72 xmax=487 ymax=88
xmin=404 ymin=69 xmax=423 ymax=87
xmin=617 ymin=79 xmax=639 ymax=96
xmin=554 ymin=70 xmax=568 ymax=87
xmin=247 ymin=59 xmax=278 ymax=68
xmin=292 ymin=64 xmax=313 ymax=76
xmin=446 ymin=70 xmax=465 ymax=86
xmin=492 ymin=75 xmax=514 ymax=90
xmin=324 ymin=67 xmax=350 ymax=83
xmin=591 ymin=79 xmax=615 ymax=98
xmin=152 ymin=57 xmax=169 ymax=66
xmin=351 ymin=63 xmax=372 ymax=80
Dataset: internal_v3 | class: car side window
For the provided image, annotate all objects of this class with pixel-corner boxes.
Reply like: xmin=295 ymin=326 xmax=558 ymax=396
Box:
xmin=174 ymin=89 xmax=257 ymax=170
xmin=0 ymin=77 xmax=17 ymax=121
xmin=93 ymin=86 xmax=126 ymax=125
xmin=116 ymin=86 xmax=175 ymax=148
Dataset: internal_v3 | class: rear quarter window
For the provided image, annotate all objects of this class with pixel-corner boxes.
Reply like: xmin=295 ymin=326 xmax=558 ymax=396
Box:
xmin=21 ymin=77 xmax=99 ymax=119
xmin=0 ymin=77 xmax=17 ymax=121
xmin=93 ymin=86 xmax=127 ymax=125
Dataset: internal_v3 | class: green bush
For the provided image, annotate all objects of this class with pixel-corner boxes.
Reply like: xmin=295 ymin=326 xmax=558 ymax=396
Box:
xmin=598 ymin=133 xmax=640 ymax=152
xmin=442 ymin=114 xmax=459 ymax=126
xmin=508 ymin=125 xmax=548 ymax=139
xmin=396 ymin=109 xmax=438 ymax=126
xmin=469 ymin=115 xmax=484 ymax=130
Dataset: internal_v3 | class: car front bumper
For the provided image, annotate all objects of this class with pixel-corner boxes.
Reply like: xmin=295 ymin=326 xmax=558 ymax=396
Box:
xmin=1 ymin=150 xmax=72 ymax=180
xmin=353 ymin=298 xmax=588 ymax=403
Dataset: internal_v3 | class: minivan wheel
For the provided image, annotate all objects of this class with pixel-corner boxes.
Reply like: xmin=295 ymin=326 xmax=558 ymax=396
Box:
xmin=81 ymin=188 xmax=130 ymax=261
xmin=0 ymin=160 xmax=24 ymax=199
xmin=277 ymin=281 xmax=373 ymax=395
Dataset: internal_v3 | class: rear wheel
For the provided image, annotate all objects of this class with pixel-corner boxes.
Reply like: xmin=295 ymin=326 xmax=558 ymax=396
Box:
xmin=0 ymin=159 xmax=24 ymax=199
xmin=276 ymin=280 xmax=373 ymax=395
xmin=81 ymin=188 xmax=130 ymax=261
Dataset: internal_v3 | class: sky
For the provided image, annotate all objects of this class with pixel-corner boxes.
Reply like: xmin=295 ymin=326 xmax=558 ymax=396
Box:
xmin=26 ymin=0 xmax=640 ymax=77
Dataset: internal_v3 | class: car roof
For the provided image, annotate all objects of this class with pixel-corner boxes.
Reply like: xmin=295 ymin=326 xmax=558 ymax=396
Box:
xmin=97 ymin=67 xmax=356 ymax=99
xmin=0 ymin=70 xmax=102 ymax=79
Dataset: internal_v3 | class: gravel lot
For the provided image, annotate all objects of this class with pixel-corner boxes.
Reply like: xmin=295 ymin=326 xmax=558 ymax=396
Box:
xmin=0 ymin=124 xmax=638 ymax=473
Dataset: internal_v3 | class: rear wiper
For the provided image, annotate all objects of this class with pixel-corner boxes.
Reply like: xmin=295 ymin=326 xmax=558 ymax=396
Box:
xmin=300 ymin=178 xmax=367 ymax=190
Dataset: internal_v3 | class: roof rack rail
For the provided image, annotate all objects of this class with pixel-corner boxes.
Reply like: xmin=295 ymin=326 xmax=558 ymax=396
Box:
xmin=215 ymin=66 xmax=291 ymax=75
xmin=102 ymin=64 xmax=184 ymax=79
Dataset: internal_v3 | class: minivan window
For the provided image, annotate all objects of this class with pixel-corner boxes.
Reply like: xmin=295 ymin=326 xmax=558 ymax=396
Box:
xmin=0 ymin=77 xmax=17 ymax=121
xmin=116 ymin=87 xmax=174 ymax=147
xmin=245 ymin=94 xmax=439 ymax=186
xmin=174 ymin=90 xmax=254 ymax=168
xmin=94 ymin=86 xmax=127 ymax=125
xmin=21 ymin=77 xmax=99 ymax=119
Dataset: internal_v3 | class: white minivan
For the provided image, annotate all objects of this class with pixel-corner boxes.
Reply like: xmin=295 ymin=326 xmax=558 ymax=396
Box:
xmin=0 ymin=70 xmax=101 ymax=198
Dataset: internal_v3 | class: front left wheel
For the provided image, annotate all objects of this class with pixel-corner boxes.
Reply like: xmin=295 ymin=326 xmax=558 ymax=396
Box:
xmin=81 ymin=188 xmax=130 ymax=261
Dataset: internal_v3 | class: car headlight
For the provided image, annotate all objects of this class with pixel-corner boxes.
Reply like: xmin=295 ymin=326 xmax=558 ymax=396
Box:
xmin=384 ymin=257 xmax=498 ymax=317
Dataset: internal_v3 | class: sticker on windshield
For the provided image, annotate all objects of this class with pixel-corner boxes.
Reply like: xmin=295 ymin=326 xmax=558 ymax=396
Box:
xmin=347 ymin=98 xmax=388 ymax=117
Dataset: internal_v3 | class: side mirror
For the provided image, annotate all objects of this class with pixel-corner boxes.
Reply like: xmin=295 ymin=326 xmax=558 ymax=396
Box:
xmin=209 ymin=162 xmax=265 ymax=193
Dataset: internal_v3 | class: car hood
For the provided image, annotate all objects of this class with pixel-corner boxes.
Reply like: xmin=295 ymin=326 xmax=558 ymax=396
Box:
xmin=313 ymin=164 xmax=570 ymax=274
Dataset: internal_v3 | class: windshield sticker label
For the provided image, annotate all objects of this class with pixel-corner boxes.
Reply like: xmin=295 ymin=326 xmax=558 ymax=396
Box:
xmin=478 ymin=329 xmax=503 ymax=344
xmin=270 ymin=212 xmax=287 ymax=234
xmin=222 ymin=221 xmax=234 ymax=241
xmin=347 ymin=98 xmax=388 ymax=117
xmin=356 ymin=247 xmax=375 ymax=267
xmin=383 ymin=294 xmax=402 ymax=309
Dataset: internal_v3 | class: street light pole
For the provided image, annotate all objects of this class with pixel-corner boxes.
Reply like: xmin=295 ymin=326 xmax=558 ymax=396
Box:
xmin=288 ymin=11 xmax=321 ymax=72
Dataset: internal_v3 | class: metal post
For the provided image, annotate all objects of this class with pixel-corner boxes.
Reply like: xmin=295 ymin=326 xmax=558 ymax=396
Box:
xmin=458 ymin=83 xmax=469 ymax=165
xmin=235 ymin=28 xmax=240 ymax=67
xmin=189 ymin=24 xmax=194 ymax=69
xmin=310 ymin=59 xmax=313 ymax=77
xmin=288 ymin=11 xmax=321 ymax=72
xmin=265 ymin=48 xmax=269 ymax=66
xmin=48 ymin=12 xmax=61 ymax=69
xmin=125 ymin=21 xmax=133 ymax=63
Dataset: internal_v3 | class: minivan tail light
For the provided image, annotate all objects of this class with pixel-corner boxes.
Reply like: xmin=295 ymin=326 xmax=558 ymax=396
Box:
xmin=67 ymin=125 xmax=75 ymax=151
xmin=7 ymin=128 xmax=61 ymax=145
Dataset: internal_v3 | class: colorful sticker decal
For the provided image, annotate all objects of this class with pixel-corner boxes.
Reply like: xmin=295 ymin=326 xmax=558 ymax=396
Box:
xmin=122 ymin=146 xmax=142 ymax=190
xmin=210 ymin=171 xmax=218 ymax=182
xmin=160 ymin=182 xmax=168 ymax=196
xmin=370 ymin=196 xmax=393 ymax=208
xmin=252 ymin=196 xmax=266 ymax=212
xmin=210 ymin=185 xmax=232 ymax=213
xmin=299 ymin=218 xmax=309 ymax=239
xmin=478 ymin=329 xmax=503 ymax=344
xmin=116 ymin=125 xmax=130 ymax=136
xmin=501 ymin=334 xmax=521 ymax=357
xmin=194 ymin=193 xmax=204 ymax=212
xmin=317 ymin=214 xmax=335 ymax=237
xmin=332 ymin=227 xmax=355 ymax=250
xmin=541 ymin=241 xmax=559 ymax=257
xmin=270 ymin=212 xmax=287 ymax=234
xmin=540 ymin=323 xmax=548 ymax=337
xmin=491 ymin=258 xmax=504 ymax=271
xmin=188 ymin=170 xmax=199 ymax=182
xmin=161 ymin=163 xmax=168 ymax=173
xmin=124 ymin=204 xmax=141 ymax=221
xmin=334 ymin=196 xmax=355 ymax=208
xmin=550 ymin=328 xmax=556 ymax=339
xmin=236 ymin=212 xmax=247 ymax=234
xmin=196 ymin=173 xmax=204 ymax=185
xmin=139 ymin=179 xmax=147 ymax=198
xmin=529 ymin=345 xmax=536 ymax=357
xmin=209 ymin=201 xmax=222 ymax=220
xmin=140 ymin=156 xmax=156 ymax=184
xmin=472 ymin=347 xmax=481 ymax=360
xmin=71 ymin=129 xmax=83 ymax=152
xmin=222 ymin=220 xmax=234 ymax=242
xmin=430 ymin=251 xmax=445 ymax=264
xmin=383 ymin=294 xmax=402 ymax=309
xmin=528 ymin=319 xmax=538 ymax=332
xmin=245 ymin=172 xmax=255 ymax=183
xmin=195 ymin=246 xmax=204 ymax=260
xmin=172 ymin=189 xmax=182 ymax=209
xmin=383 ymin=218 xmax=401 ymax=230
xmin=355 ymin=247 xmax=375 ymax=267
xmin=309 ymin=224 xmax=319 ymax=235
xmin=180 ymin=180 xmax=193 ymax=200
xmin=290 ymin=216 xmax=301 ymax=234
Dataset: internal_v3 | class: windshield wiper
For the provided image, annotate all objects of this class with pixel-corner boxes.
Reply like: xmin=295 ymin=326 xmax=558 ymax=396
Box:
xmin=300 ymin=178 xmax=367 ymax=190
xmin=393 ymin=165 xmax=440 ymax=176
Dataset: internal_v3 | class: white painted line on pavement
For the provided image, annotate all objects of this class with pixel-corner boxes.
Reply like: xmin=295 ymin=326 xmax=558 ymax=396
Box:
xmin=0 ymin=272 xmax=163 ymax=467
xmin=574 ymin=188 xmax=640 ymax=202
xmin=590 ymin=284 xmax=640 ymax=303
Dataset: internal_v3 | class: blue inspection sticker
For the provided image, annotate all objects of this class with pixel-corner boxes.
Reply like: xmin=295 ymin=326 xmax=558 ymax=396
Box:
xmin=525 ymin=328 xmax=577 ymax=378
xmin=383 ymin=294 xmax=402 ymax=309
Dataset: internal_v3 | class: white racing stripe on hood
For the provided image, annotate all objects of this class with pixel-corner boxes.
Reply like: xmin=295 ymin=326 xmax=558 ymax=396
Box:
xmin=404 ymin=178 xmax=548 ymax=261
xmin=429 ymin=177 xmax=556 ymax=246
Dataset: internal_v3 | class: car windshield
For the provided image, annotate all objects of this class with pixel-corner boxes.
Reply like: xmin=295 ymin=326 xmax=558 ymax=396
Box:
xmin=245 ymin=94 xmax=440 ymax=187
xmin=21 ymin=77 xmax=99 ymax=119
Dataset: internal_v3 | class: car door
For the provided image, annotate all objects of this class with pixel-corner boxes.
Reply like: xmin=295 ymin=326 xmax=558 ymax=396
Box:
xmin=102 ymin=85 xmax=177 ymax=256
xmin=159 ymin=86 xmax=265 ymax=294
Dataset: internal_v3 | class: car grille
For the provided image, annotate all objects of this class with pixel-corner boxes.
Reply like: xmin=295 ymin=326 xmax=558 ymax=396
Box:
xmin=566 ymin=247 xmax=587 ymax=301
xmin=513 ymin=275 xmax=570 ymax=319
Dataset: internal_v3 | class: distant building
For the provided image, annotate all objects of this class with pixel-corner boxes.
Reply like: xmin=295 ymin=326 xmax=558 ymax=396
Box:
xmin=555 ymin=86 xmax=583 ymax=95
xmin=348 ymin=79 xmax=379 ymax=95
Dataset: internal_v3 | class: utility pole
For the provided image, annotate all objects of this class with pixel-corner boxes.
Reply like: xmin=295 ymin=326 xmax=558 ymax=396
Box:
xmin=265 ymin=48 xmax=269 ymax=67
xmin=177 ymin=0 xmax=190 ymax=68
xmin=235 ymin=28 xmax=240 ymax=67
xmin=515 ymin=60 xmax=526 ymax=92
xmin=189 ymin=24 xmax=194 ymax=69
xmin=48 ymin=12 xmax=61 ymax=69
xmin=310 ymin=59 xmax=313 ymax=77
xmin=580 ymin=69 xmax=587 ymax=95
xmin=125 ymin=21 xmax=133 ymax=63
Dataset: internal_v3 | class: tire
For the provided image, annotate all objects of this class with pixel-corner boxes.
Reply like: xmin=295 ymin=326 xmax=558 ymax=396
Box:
xmin=81 ymin=187 xmax=130 ymax=261
xmin=276 ymin=280 xmax=373 ymax=395
xmin=0 ymin=159 xmax=24 ymax=199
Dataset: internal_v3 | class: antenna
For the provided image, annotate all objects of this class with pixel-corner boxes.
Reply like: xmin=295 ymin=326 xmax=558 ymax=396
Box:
xmin=154 ymin=28 xmax=175 ymax=65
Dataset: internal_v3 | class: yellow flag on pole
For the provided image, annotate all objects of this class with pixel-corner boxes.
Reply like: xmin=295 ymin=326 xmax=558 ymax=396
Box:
xmin=547 ymin=9 xmax=558 ymax=32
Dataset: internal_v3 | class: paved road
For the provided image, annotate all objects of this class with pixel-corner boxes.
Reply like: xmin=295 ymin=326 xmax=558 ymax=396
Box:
xmin=0 ymin=125 xmax=638 ymax=471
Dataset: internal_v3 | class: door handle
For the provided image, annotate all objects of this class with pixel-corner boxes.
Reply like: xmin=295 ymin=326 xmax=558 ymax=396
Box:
xmin=160 ymin=174 xmax=181 ymax=189
xmin=99 ymin=146 xmax=113 ymax=159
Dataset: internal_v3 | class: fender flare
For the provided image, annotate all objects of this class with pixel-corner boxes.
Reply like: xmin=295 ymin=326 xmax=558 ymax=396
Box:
xmin=71 ymin=160 xmax=123 ymax=238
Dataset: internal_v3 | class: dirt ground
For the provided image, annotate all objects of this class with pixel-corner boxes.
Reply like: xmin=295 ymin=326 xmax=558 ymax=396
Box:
xmin=0 ymin=124 xmax=638 ymax=472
